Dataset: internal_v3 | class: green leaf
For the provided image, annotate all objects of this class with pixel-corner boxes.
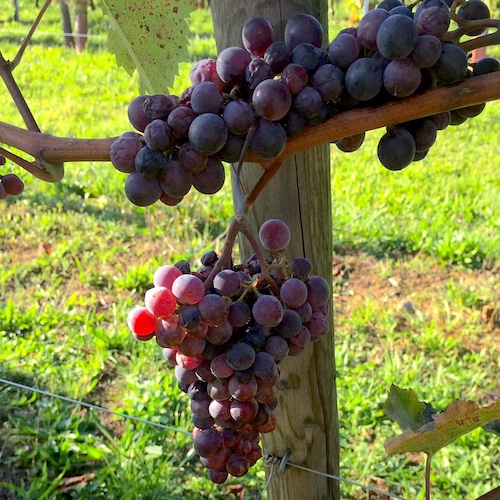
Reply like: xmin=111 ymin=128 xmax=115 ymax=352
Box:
xmin=384 ymin=384 xmax=435 ymax=431
xmin=101 ymin=0 xmax=197 ymax=94
xmin=385 ymin=399 xmax=500 ymax=457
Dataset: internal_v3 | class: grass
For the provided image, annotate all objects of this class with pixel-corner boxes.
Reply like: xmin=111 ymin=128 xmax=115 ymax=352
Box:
xmin=0 ymin=2 xmax=499 ymax=500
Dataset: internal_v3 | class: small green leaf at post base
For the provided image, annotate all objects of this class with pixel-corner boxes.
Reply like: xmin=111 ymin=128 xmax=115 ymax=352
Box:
xmin=385 ymin=398 xmax=500 ymax=457
xmin=384 ymin=384 xmax=436 ymax=432
xmin=101 ymin=0 xmax=197 ymax=94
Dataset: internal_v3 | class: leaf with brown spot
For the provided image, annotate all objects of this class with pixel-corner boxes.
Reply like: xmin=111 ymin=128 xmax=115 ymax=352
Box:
xmin=385 ymin=398 xmax=500 ymax=457
xmin=102 ymin=0 xmax=197 ymax=94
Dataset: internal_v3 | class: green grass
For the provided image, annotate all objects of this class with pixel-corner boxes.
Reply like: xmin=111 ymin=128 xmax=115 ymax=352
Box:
xmin=0 ymin=3 xmax=499 ymax=500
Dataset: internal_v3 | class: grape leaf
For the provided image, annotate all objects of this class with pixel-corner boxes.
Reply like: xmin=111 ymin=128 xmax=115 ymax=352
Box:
xmin=384 ymin=384 xmax=435 ymax=431
xmin=101 ymin=0 xmax=197 ymax=94
xmin=385 ymin=398 xmax=500 ymax=457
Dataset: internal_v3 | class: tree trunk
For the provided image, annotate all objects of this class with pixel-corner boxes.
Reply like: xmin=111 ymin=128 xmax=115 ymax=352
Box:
xmin=59 ymin=0 xmax=75 ymax=49
xmin=75 ymin=0 xmax=88 ymax=53
xmin=211 ymin=2 xmax=340 ymax=499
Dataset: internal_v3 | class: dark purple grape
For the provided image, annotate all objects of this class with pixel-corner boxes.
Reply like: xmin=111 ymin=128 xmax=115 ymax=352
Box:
xmin=206 ymin=320 xmax=233 ymax=345
xmin=134 ymin=146 xmax=166 ymax=179
xmin=291 ymin=43 xmax=320 ymax=72
xmin=390 ymin=5 xmax=413 ymax=17
xmin=252 ymin=79 xmax=292 ymax=121
xmin=416 ymin=6 xmax=450 ymax=38
xmin=242 ymin=325 xmax=267 ymax=350
xmin=291 ymin=257 xmax=313 ymax=277
xmin=357 ymin=8 xmax=390 ymax=51
xmin=336 ymin=132 xmax=365 ymax=152
xmin=178 ymin=305 xmax=201 ymax=330
xmin=127 ymin=95 xmax=152 ymax=132
xmin=226 ymin=343 xmax=256 ymax=371
xmin=174 ymin=365 xmax=198 ymax=385
xmin=432 ymin=43 xmax=468 ymax=84
xmin=306 ymin=275 xmax=331 ymax=308
xmin=252 ymin=351 xmax=277 ymax=381
xmin=167 ymin=106 xmax=196 ymax=137
xmin=252 ymin=295 xmax=284 ymax=328
xmin=281 ymin=63 xmax=308 ymax=95
xmin=177 ymin=142 xmax=208 ymax=174
xmin=175 ymin=260 xmax=191 ymax=274
xmin=110 ymin=133 xmax=143 ymax=173
xmin=327 ymin=33 xmax=360 ymax=71
xmin=410 ymin=35 xmax=442 ymax=68
xmin=222 ymin=100 xmax=255 ymax=136
xmin=208 ymin=468 xmax=228 ymax=484
xmin=228 ymin=376 xmax=258 ymax=401
xmin=190 ymin=81 xmax=223 ymax=114
xmin=245 ymin=58 xmax=274 ymax=90
xmin=306 ymin=311 xmax=330 ymax=341
xmin=377 ymin=128 xmax=416 ymax=170
xmin=194 ymin=428 xmax=224 ymax=458
xmin=143 ymin=119 xmax=172 ymax=152
xmin=264 ymin=335 xmax=289 ymax=362
xmin=457 ymin=0 xmax=490 ymax=36
xmin=229 ymin=399 xmax=258 ymax=423
xmin=273 ymin=309 xmax=303 ymax=338
xmin=431 ymin=111 xmax=451 ymax=130
xmin=249 ymin=119 xmax=287 ymax=160
xmin=192 ymin=156 xmax=225 ymax=195
xmin=414 ymin=0 xmax=449 ymax=21
xmin=377 ymin=0 xmax=403 ymax=10
xmin=228 ymin=302 xmax=251 ymax=328
xmin=188 ymin=113 xmax=228 ymax=156
xmin=188 ymin=380 xmax=209 ymax=401
xmin=280 ymin=278 xmax=308 ymax=308
xmin=213 ymin=269 xmax=242 ymax=297
xmin=284 ymin=13 xmax=324 ymax=49
xmin=242 ymin=16 xmax=274 ymax=56
xmin=263 ymin=42 xmax=292 ymax=74
xmin=142 ymin=94 xmax=176 ymax=120
xmin=156 ymin=317 xmax=186 ymax=347
xmin=384 ymin=59 xmax=422 ymax=97
xmin=405 ymin=118 xmax=437 ymax=151
xmin=159 ymin=159 xmax=192 ymax=198
xmin=198 ymin=293 xmax=229 ymax=326
xmin=473 ymin=57 xmax=500 ymax=76
xmin=192 ymin=415 xmax=215 ymax=430
xmin=1 ymin=174 xmax=24 ymax=196
xmin=281 ymin=111 xmax=306 ymax=138
xmin=124 ymin=170 xmax=162 ymax=206
xmin=293 ymin=86 xmax=323 ymax=119
xmin=216 ymin=47 xmax=252 ymax=86
xmin=345 ymin=58 xmax=383 ymax=101
xmin=218 ymin=134 xmax=245 ymax=163
xmin=456 ymin=102 xmax=486 ymax=118
xmin=376 ymin=14 xmax=419 ymax=60
xmin=310 ymin=64 xmax=345 ymax=102
xmin=449 ymin=109 xmax=468 ymax=125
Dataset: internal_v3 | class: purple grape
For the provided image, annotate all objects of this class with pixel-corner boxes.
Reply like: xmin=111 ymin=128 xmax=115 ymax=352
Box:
xmin=124 ymin=170 xmax=162 ymax=207
xmin=376 ymin=14 xmax=419 ymax=60
xmin=218 ymin=134 xmax=245 ymax=163
xmin=190 ymin=81 xmax=223 ymax=114
xmin=198 ymin=293 xmax=229 ymax=326
xmin=174 ymin=365 xmax=198 ymax=385
xmin=473 ymin=57 xmax=500 ymax=76
xmin=306 ymin=275 xmax=331 ymax=308
xmin=127 ymin=95 xmax=152 ymax=132
xmin=377 ymin=0 xmax=403 ymax=10
xmin=457 ymin=0 xmax=490 ymax=36
xmin=249 ymin=119 xmax=287 ymax=160
xmin=280 ymin=277 xmax=308 ymax=308
xmin=293 ymin=86 xmax=323 ymax=119
xmin=159 ymin=159 xmax=192 ymax=198
xmin=294 ymin=301 xmax=313 ymax=323
xmin=208 ymin=468 xmax=228 ymax=484
xmin=281 ymin=111 xmax=306 ymax=138
xmin=177 ymin=335 xmax=206 ymax=357
xmin=416 ymin=6 xmax=450 ymax=38
xmin=208 ymin=399 xmax=232 ymax=421
xmin=191 ymin=397 xmax=212 ymax=418
xmin=306 ymin=311 xmax=330 ymax=341
xmin=167 ymin=106 xmax=196 ymax=137
xmin=264 ymin=335 xmax=289 ymax=362
xmin=188 ymin=113 xmax=228 ymax=156
xmin=190 ymin=58 xmax=227 ymax=90
xmin=228 ymin=302 xmax=251 ymax=328
xmin=242 ymin=16 xmax=274 ymax=56
xmin=383 ymin=59 xmax=422 ymax=97
xmin=263 ymin=42 xmax=292 ymax=74
xmin=289 ymin=325 xmax=312 ymax=347
xmin=336 ymin=133 xmax=365 ymax=153
xmin=226 ymin=342 xmax=256 ymax=371
xmin=156 ymin=316 xmax=186 ymax=347
xmin=259 ymin=218 xmax=291 ymax=252
xmin=171 ymin=274 xmax=205 ymax=305
xmin=432 ymin=43 xmax=467 ymax=85
xmin=222 ymin=100 xmax=254 ymax=136
xmin=207 ymin=377 xmax=230 ymax=401
xmin=284 ymin=13 xmax=324 ymax=49
xmin=192 ymin=415 xmax=215 ymax=430
xmin=357 ymin=9 xmax=390 ymax=51
xmin=142 ymin=94 xmax=176 ymax=120
xmin=281 ymin=63 xmax=308 ymax=95
xmin=431 ymin=111 xmax=451 ymax=130
xmin=377 ymin=128 xmax=416 ymax=170
xmin=200 ymin=250 xmax=218 ymax=267
xmin=246 ymin=57 xmax=274 ymax=91
xmin=404 ymin=118 xmax=437 ymax=151
xmin=291 ymin=257 xmax=313 ymax=277
xmin=346 ymin=58 xmax=383 ymax=101
xmin=134 ymin=146 xmax=167 ymax=179
xmin=177 ymin=142 xmax=208 ymax=174
xmin=252 ymin=295 xmax=284 ymax=328
xmin=228 ymin=376 xmax=258 ymax=401
xmin=192 ymin=155 xmax=226 ymax=195
xmin=273 ymin=309 xmax=303 ymax=338
xmin=143 ymin=119 xmax=172 ymax=152
xmin=110 ymin=133 xmax=143 ymax=173
xmin=410 ymin=35 xmax=442 ymax=68
xmin=327 ymin=33 xmax=360 ymax=71
xmin=310 ymin=64 xmax=345 ymax=102
xmin=178 ymin=305 xmax=201 ymax=330
xmin=194 ymin=428 xmax=224 ymax=458
xmin=230 ymin=399 xmax=258 ymax=423
xmin=291 ymin=42 xmax=320 ymax=72
xmin=216 ymin=47 xmax=252 ymax=87
xmin=390 ymin=5 xmax=413 ymax=17
xmin=252 ymin=79 xmax=292 ymax=122
xmin=213 ymin=269 xmax=242 ymax=297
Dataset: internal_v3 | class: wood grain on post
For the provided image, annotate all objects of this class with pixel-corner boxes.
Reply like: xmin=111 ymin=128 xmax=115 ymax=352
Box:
xmin=211 ymin=2 xmax=340 ymax=499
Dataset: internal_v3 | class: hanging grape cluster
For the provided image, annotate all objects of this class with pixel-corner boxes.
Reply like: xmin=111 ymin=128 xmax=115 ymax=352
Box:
xmin=111 ymin=1 xmax=499 ymax=207
xmin=126 ymin=219 xmax=330 ymax=483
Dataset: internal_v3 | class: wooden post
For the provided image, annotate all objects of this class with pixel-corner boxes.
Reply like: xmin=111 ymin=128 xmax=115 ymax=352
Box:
xmin=211 ymin=2 xmax=340 ymax=499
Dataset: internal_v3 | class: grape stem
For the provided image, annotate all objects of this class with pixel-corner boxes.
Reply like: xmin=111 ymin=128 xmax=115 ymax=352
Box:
xmin=202 ymin=215 xmax=280 ymax=295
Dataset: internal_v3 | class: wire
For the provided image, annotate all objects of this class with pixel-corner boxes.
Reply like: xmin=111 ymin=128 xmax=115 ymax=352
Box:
xmin=0 ymin=377 xmax=192 ymax=436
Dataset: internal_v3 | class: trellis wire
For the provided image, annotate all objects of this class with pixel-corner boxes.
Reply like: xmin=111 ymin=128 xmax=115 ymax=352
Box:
xmin=1 ymin=376 xmax=409 ymax=499
xmin=0 ymin=30 xmax=107 ymax=39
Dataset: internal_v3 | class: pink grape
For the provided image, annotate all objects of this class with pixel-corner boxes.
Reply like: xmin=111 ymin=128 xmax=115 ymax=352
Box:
xmin=144 ymin=286 xmax=176 ymax=318
xmin=171 ymin=274 xmax=205 ymax=305
xmin=258 ymin=219 xmax=291 ymax=252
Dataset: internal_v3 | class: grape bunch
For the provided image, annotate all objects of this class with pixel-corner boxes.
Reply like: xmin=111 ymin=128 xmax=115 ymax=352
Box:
xmin=126 ymin=219 xmax=330 ymax=483
xmin=111 ymin=3 xmax=498 ymax=207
